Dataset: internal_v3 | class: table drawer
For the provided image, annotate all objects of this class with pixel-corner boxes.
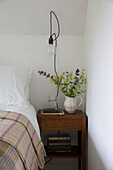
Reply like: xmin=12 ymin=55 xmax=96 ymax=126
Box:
xmin=39 ymin=117 xmax=82 ymax=131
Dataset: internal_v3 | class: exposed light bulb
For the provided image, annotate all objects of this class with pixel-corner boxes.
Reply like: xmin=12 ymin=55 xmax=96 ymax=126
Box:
xmin=48 ymin=44 xmax=54 ymax=55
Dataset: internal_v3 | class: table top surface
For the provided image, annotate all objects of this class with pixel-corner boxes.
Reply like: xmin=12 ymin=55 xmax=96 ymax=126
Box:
xmin=37 ymin=110 xmax=86 ymax=117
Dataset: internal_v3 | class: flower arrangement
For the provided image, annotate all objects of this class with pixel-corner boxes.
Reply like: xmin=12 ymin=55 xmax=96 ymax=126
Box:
xmin=38 ymin=68 xmax=86 ymax=98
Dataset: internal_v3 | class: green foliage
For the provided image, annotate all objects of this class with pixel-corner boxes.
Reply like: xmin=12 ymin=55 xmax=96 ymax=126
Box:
xmin=38 ymin=69 xmax=86 ymax=98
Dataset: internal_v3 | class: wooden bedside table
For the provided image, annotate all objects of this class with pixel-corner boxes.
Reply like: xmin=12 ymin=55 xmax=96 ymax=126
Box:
xmin=37 ymin=110 xmax=87 ymax=170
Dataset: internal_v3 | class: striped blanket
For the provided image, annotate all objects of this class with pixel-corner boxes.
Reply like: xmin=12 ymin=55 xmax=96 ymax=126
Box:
xmin=0 ymin=110 xmax=46 ymax=170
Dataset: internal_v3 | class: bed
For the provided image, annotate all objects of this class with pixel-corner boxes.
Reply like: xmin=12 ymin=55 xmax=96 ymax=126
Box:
xmin=0 ymin=66 xmax=46 ymax=170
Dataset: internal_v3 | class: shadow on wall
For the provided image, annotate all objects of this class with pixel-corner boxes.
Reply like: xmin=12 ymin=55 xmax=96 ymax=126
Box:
xmin=88 ymin=134 xmax=106 ymax=170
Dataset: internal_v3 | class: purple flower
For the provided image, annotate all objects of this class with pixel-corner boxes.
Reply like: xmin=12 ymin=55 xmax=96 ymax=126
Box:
xmin=75 ymin=78 xmax=78 ymax=82
xmin=38 ymin=70 xmax=40 ymax=73
xmin=43 ymin=72 xmax=46 ymax=76
xmin=46 ymin=73 xmax=50 ymax=78
xmin=71 ymin=85 xmax=75 ymax=89
xmin=39 ymin=71 xmax=44 ymax=75
xmin=73 ymin=82 xmax=77 ymax=85
xmin=50 ymin=75 xmax=53 ymax=79
xmin=76 ymin=68 xmax=80 ymax=73
xmin=75 ymin=68 xmax=80 ymax=76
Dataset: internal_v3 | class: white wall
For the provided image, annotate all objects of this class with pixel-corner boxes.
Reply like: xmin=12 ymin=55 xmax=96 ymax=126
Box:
xmin=85 ymin=0 xmax=113 ymax=169
xmin=0 ymin=35 xmax=84 ymax=110
xmin=0 ymin=0 xmax=87 ymax=35
xmin=0 ymin=1 xmax=87 ymax=169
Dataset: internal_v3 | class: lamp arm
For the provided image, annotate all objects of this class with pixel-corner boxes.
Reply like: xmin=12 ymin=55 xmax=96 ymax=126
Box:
xmin=50 ymin=11 xmax=60 ymax=41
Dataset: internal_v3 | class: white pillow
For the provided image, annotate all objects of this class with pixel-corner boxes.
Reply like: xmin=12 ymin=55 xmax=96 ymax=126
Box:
xmin=0 ymin=66 xmax=32 ymax=106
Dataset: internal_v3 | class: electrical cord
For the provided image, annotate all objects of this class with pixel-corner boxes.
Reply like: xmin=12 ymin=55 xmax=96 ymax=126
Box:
xmin=49 ymin=11 xmax=60 ymax=110
xmin=50 ymin=11 xmax=60 ymax=41
xmin=53 ymin=34 xmax=59 ymax=109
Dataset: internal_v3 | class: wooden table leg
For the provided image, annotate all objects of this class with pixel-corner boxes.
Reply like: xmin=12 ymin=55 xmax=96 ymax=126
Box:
xmin=78 ymin=158 xmax=81 ymax=170
xmin=78 ymin=131 xmax=81 ymax=170
xmin=82 ymin=117 xmax=86 ymax=170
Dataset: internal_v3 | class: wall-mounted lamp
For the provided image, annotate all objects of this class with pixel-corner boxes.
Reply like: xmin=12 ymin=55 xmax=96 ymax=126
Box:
xmin=48 ymin=11 xmax=60 ymax=110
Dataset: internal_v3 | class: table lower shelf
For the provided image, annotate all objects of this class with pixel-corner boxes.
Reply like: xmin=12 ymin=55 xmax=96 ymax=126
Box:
xmin=45 ymin=145 xmax=82 ymax=158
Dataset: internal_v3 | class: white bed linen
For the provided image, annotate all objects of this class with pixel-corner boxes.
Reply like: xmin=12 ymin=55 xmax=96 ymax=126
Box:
xmin=0 ymin=104 xmax=40 ymax=138
xmin=0 ymin=66 xmax=32 ymax=106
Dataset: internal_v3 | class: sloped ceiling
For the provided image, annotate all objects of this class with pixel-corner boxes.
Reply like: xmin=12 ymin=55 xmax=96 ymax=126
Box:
xmin=0 ymin=0 xmax=88 ymax=35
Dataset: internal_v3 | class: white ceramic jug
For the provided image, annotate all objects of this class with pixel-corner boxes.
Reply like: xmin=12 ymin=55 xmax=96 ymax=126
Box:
xmin=64 ymin=96 xmax=82 ymax=113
